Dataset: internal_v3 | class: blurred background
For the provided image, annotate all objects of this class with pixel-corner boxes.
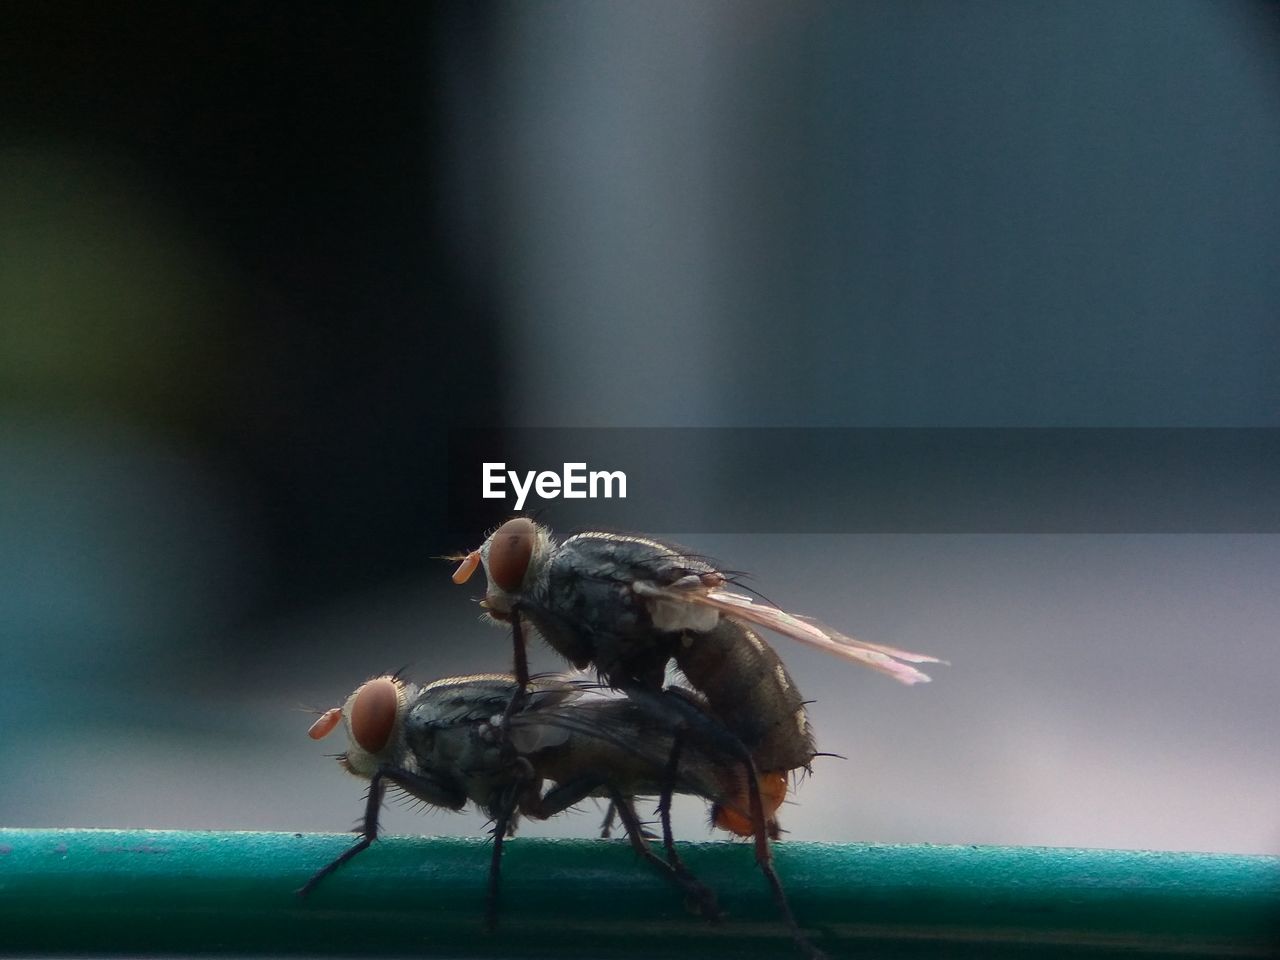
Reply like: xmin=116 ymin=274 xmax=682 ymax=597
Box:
xmin=2 ymin=2 xmax=1278 ymax=856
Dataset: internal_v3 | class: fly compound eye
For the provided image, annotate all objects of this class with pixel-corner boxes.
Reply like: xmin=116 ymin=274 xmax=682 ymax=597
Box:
xmin=308 ymin=707 xmax=343 ymax=740
xmin=487 ymin=518 xmax=535 ymax=593
xmin=349 ymin=677 xmax=400 ymax=754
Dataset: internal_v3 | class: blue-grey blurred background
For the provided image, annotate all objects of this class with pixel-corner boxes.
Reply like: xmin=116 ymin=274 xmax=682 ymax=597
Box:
xmin=2 ymin=3 xmax=1278 ymax=855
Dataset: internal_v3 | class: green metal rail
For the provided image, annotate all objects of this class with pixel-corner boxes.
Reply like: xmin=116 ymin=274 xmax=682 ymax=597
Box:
xmin=1 ymin=829 xmax=1277 ymax=957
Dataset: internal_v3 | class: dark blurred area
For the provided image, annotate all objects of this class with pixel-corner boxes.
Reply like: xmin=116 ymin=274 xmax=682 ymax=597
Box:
xmin=2 ymin=3 xmax=1278 ymax=852
xmin=3 ymin=4 xmax=501 ymax=621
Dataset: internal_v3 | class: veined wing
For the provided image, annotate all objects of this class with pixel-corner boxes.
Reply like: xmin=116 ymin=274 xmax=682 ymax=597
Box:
xmin=633 ymin=581 xmax=944 ymax=685
xmin=507 ymin=691 xmax=729 ymax=802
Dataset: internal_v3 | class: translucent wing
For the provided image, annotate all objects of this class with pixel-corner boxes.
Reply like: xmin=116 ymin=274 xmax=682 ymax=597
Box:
xmin=504 ymin=673 xmax=600 ymax=753
xmin=508 ymin=684 xmax=730 ymax=803
xmin=633 ymin=581 xmax=944 ymax=685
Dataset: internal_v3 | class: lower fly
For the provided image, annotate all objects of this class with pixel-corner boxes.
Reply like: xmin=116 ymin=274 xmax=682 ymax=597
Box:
xmin=300 ymin=672 xmax=758 ymax=927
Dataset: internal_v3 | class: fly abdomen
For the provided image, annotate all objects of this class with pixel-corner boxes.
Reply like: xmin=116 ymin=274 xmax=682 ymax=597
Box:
xmin=673 ymin=620 xmax=816 ymax=776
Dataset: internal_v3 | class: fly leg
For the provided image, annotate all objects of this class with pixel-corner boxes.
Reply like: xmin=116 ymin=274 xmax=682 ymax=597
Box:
xmin=610 ymin=791 xmax=722 ymax=921
xmin=488 ymin=619 xmax=531 ymax=929
xmin=639 ymin=688 xmax=826 ymax=960
xmin=599 ymin=800 xmax=618 ymax=838
xmin=499 ymin=605 xmax=532 ymax=726
xmin=601 ymin=801 xmax=657 ymax=841
xmin=656 ymin=731 xmax=690 ymax=875
xmin=735 ymin=752 xmax=829 ymax=959
xmin=299 ymin=766 xmax=465 ymax=897
xmin=485 ymin=787 xmax=521 ymax=932
xmin=525 ymin=775 xmax=721 ymax=920
xmin=649 ymin=735 xmax=725 ymax=919
xmin=297 ymin=770 xmax=387 ymax=896
xmin=533 ymin=784 xmax=714 ymax=910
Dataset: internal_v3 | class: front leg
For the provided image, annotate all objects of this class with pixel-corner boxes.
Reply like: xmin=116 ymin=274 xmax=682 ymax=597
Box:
xmin=298 ymin=771 xmax=388 ymax=896
xmin=299 ymin=766 xmax=465 ymax=896
xmin=500 ymin=606 xmax=532 ymax=726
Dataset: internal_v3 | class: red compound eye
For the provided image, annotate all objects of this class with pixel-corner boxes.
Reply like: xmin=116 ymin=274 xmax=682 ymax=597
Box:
xmin=488 ymin=518 xmax=534 ymax=593
xmin=349 ymin=677 xmax=399 ymax=754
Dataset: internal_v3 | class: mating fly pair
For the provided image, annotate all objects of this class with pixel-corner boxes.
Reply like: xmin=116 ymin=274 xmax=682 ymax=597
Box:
xmin=305 ymin=519 xmax=941 ymax=959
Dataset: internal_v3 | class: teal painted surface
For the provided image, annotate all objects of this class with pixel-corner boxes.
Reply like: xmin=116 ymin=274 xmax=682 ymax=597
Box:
xmin=0 ymin=829 xmax=1277 ymax=957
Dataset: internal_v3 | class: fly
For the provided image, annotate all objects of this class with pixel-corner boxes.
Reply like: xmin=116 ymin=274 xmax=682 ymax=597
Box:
xmin=452 ymin=519 xmax=944 ymax=959
xmin=301 ymin=672 xmax=776 ymax=927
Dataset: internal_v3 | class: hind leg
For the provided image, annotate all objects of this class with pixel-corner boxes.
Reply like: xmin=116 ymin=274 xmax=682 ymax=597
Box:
xmin=638 ymin=687 xmax=826 ymax=960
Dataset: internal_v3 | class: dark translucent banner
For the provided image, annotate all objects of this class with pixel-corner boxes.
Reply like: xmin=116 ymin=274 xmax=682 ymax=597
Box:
xmin=446 ymin=429 xmax=1280 ymax=537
